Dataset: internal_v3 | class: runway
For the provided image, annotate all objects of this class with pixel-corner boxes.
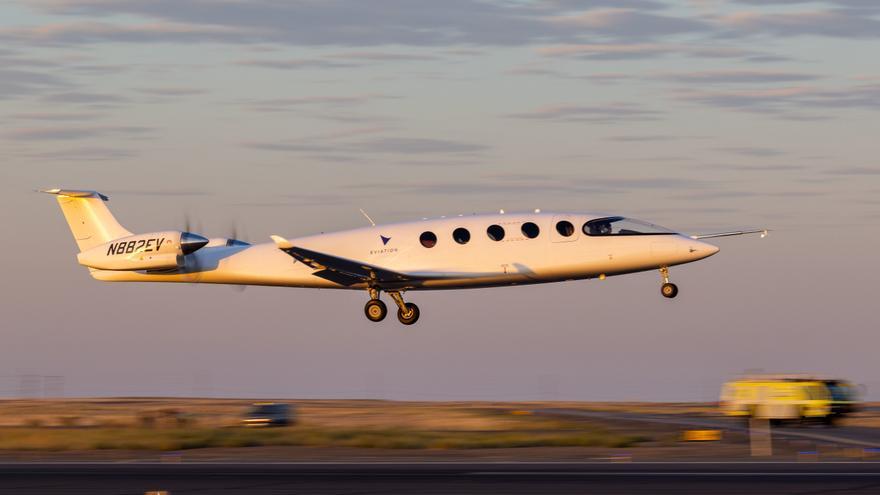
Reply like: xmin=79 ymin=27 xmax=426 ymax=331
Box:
xmin=2 ymin=462 xmax=880 ymax=494
xmin=538 ymin=408 xmax=880 ymax=448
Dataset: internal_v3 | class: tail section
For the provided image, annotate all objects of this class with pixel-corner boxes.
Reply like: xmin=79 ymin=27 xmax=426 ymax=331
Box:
xmin=41 ymin=188 xmax=132 ymax=252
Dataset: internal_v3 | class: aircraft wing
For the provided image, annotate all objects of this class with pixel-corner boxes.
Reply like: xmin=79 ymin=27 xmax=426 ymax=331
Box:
xmin=270 ymin=235 xmax=414 ymax=287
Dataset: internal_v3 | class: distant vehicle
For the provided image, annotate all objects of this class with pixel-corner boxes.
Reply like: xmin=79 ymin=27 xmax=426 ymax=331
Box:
xmin=41 ymin=188 xmax=767 ymax=325
xmin=720 ymin=378 xmax=833 ymax=425
xmin=241 ymin=403 xmax=294 ymax=427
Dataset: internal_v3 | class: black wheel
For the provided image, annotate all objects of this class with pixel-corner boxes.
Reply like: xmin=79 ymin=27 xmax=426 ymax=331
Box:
xmin=364 ymin=299 xmax=387 ymax=322
xmin=397 ymin=302 xmax=420 ymax=325
xmin=661 ymin=282 xmax=678 ymax=298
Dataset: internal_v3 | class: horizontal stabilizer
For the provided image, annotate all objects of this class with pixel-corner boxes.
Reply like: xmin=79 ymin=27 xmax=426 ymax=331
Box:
xmin=40 ymin=188 xmax=109 ymax=201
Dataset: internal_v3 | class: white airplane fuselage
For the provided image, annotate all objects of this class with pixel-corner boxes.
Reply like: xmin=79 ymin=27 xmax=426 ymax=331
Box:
xmin=91 ymin=212 xmax=719 ymax=290
xmin=44 ymin=188 xmax=742 ymax=324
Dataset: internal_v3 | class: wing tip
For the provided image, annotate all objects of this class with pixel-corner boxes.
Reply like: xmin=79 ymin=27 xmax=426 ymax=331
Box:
xmin=270 ymin=235 xmax=293 ymax=249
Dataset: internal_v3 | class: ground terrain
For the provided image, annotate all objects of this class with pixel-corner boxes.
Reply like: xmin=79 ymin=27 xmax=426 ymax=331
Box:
xmin=0 ymin=398 xmax=876 ymax=462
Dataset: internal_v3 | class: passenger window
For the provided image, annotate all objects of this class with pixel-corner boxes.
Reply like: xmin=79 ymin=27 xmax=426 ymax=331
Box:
xmin=555 ymin=220 xmax=574 ymax=237
xmin=521 ymin=222 xmax=540 ymax=239
xmin=486 ymin=224 xmax=505 ymax=241
xmin=419 ymin=231 xmax=437 ymax=248
xmin=453 ymin=227 xmax=470 ymax=244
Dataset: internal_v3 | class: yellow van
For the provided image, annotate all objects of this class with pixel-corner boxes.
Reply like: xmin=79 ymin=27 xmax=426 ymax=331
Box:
xmin=720 ymin=379 xmax=832 ymax=424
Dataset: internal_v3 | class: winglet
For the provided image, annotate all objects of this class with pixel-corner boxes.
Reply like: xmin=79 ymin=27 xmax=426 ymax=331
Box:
xmin=270 ymin=235 xmax=294 ymax=250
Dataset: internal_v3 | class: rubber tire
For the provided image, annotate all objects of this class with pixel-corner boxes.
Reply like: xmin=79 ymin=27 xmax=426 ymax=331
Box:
xmin=364 ymin=299 xmax=387 ymax=322
xmin=661 ymin=282 xmax=679 ymax=298
xmin=397 ymin=302 xmax=420 ymax=325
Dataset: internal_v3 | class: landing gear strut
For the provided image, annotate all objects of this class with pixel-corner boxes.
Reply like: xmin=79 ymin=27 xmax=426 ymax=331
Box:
xmin=659 ymin=267 xmax=678 ymax=299
xmin=364 ymin=287 xmax=387 ymax=322
xmin=388 ymin=291 xmax=420 ymax=325
xmin=363 ymin=288 xmax=420 ymax=325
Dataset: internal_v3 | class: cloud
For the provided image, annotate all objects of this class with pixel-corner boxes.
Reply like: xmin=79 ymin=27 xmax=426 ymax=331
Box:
xmin=608 ymin=135 xmax=674 ymax=142
xmin=660 ymin=70 xmax=821 ymax=84
xmin=717 ymin=9 xmax=880 ymax=38
xmin=547 ymin=8 xmax=711 ymax=39
xmin=349 ymin=138 xmax=487 ymax=154
xmin=134 ymin=87 xmax=209 ymax=96
xmin=676 ymin=83 xmax=880 ymax=116
xmin=695 ymin=163 xmax=806 ymax=172
xmin=5 ymin=125 xmax=153 ymax=141
xmin=824 ymin=166 xmax=880 ymax=176
xmin=43 ymin=91 xmax=129 ymax=105
xmin=13 ymin=0 xmax=579 ymax=46
xmin=536 ymin=42 xmax=777 ymax=61
xmin=234 ymin=58 xmax=357 ymax=70
xmin=346 ymin=175 xmax=705 ymax=198
xmin=235 ymin=51 xmax=442 ymax=70
xmin=537 ymin=43 xmax=673 ymax=60
xmin=10 ymin=111 xmax=103 ymax=121
xmin=714 ymin=146 xmax=787 ymax=157
xmin=506 ymin=103 xmax=662 ymax=124
xmin=104 ymin=189 xmax=212 ymax=196
xmin=0 ymin=21 xmax=254 ymax=45
xmin=247 ymin=136 xmax=488 ymax=156
xmin=15 ymin=146 xmax=137 ymax=161
xmin=239 ymin=94 xmax=392 ymax=112
xmin=0 ymin=68 xmax=71 ymax=99
xmin=327 ymin=51 xmax=442 ymax=62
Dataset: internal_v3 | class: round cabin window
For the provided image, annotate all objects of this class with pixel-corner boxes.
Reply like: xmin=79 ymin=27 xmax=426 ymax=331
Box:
xmin=420 ymin=231 xmax=437 ymax=248
xmin=486 ymin=224 xmax=505 ymax=241
xmin=453 ymin=227 xmax=471 ymax=244
xmin=521 ymin=222 xmax=540 ymax=239
xmin=555 ymin=220 xmax=574 ymax=237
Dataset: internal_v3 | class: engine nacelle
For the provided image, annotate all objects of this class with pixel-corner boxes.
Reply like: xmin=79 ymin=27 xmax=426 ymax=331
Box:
xmin=76 ymin=230 xmax=208 ymax=271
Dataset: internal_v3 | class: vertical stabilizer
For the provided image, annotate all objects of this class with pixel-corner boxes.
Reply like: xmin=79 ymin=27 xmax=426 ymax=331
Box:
xmin=41 ymin=189 xmax=132 ymax=252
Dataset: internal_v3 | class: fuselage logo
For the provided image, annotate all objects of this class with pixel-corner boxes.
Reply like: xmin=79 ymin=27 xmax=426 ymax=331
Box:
xmin=380 ymin=235 xmax=391 ymax=245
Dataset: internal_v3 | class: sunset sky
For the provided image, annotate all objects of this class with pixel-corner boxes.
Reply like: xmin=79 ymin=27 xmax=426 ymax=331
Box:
xmin=2 ymin=0 xmax=878 ymax=400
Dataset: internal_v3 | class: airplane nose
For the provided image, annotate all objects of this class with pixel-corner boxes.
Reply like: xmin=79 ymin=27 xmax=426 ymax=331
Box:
xmin=688 ymin=239 xmax=720 ymax=259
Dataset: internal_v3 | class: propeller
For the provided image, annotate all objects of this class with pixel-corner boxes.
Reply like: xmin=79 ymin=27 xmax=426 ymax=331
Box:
xmin=181 ymin=213 xmax=207 ymax=283
xmin=180 ymin=214 xmax=250 ymax=290
xmin=226 ymin=222 xmax=251 ymax=247
xmin=227 ymin=221 xmax=250 ymax=292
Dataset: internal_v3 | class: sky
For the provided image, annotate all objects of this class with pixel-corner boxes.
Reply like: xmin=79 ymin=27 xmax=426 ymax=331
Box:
xmin=1 ymin=0 xmax=879 ymax=401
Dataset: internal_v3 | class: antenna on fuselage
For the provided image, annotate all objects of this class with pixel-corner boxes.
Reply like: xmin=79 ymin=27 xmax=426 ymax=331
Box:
xmin=359 ymin=208 xmax=376 ymax=227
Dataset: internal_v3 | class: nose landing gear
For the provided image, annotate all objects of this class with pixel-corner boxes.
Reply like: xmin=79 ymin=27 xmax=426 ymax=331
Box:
xmin=388 ymin=291 xmax=420 ymax=325
xmin=659 ymin=267 xmax=679 ymax=299
xmin=363 ymin=288 xmax=420 ymax=325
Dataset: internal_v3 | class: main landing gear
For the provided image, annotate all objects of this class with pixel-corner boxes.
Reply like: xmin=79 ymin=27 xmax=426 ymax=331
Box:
xmin=659 ymin=267 xmax=679 ymax=299
xmin=364 ymin=288 xmax=420 ymax=325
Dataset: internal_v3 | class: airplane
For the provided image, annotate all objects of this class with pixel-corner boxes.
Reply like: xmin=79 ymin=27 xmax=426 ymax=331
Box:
xmin=41 ymin=188 xmax=766 ymax=325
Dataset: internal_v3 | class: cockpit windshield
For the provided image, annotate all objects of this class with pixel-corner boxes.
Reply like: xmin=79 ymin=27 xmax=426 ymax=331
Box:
xmin=583 ymin=216 xmax=676 ymax=236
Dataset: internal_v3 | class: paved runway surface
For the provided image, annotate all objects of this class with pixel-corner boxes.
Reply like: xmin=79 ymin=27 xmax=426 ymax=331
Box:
xmin=2 ymin=462 xmax=880 ymax=494
xmin=538 ymin=408 xmax=880 ymax=448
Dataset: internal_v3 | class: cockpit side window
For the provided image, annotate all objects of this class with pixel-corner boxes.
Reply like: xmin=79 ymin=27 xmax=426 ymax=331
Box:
xmin=582 ymin=217 xmax=675 ymax=236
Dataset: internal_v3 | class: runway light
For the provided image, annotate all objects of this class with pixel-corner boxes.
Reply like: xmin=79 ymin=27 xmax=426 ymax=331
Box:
xmin=499 ymin=209 xmax=505 ymax=214
xmin=599 ymin=274 xmax=606 ymax=280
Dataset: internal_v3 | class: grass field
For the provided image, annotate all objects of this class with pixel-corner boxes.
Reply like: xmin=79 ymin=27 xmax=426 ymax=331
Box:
xmin=0 ymin=399 xmax=649 ymax=451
